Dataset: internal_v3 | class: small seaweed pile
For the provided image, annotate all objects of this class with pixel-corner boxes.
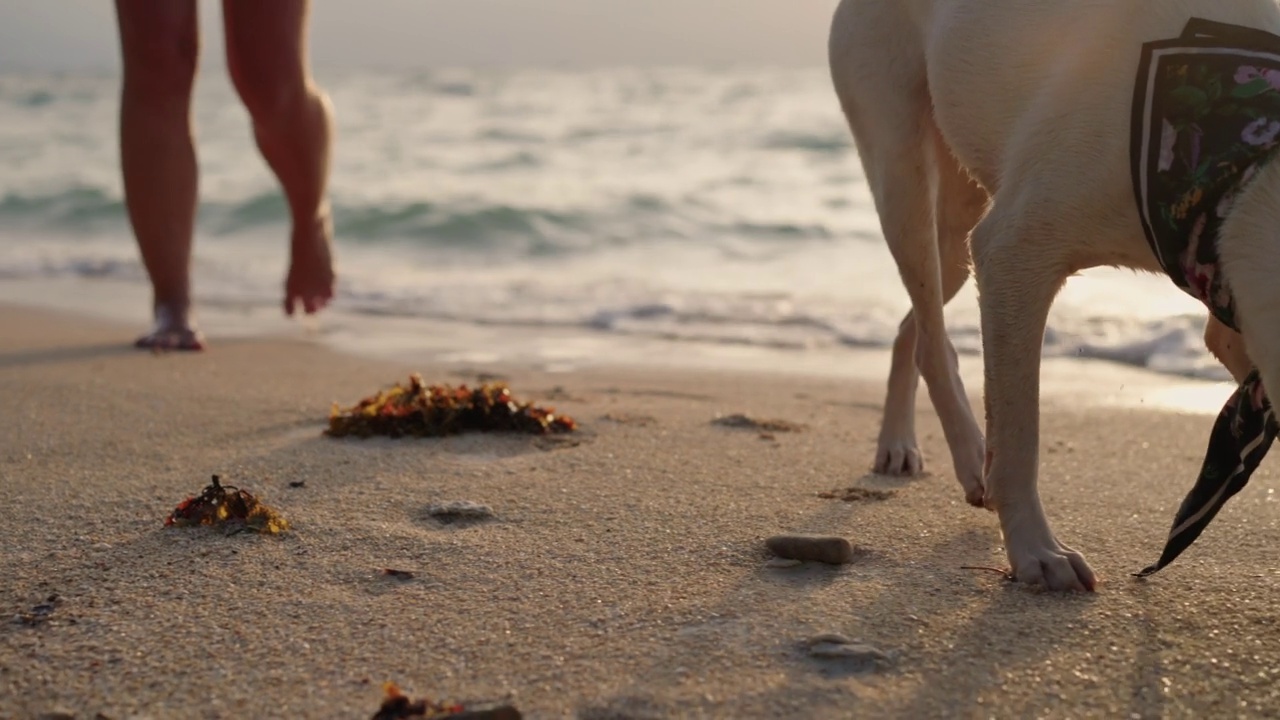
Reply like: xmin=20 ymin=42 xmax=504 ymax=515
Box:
xmin=164 ymin=475 xmax=290 ymax=535
xmin=327 ymin=374 xmax=577 ymax=439
xmin=372 ymin=683 xmax=464 ymax=719
xmin=371 ymin=683 xmax=522 ymax=719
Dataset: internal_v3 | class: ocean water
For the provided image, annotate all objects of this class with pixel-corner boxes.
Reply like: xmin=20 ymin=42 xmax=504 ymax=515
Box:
xmin=0 ymin=67 xmax=1220 ymax=379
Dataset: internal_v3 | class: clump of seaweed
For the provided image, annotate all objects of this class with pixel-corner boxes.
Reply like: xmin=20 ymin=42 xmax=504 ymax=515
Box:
xmin=327 ymin=374 xmax=577 ymax=439
xmin=371 ymin=682 xmax=522 ymax=719
xmin=164 ymin=475 xmax=289 ymax=535
xmin=372 ymin=683 xmax=464 ymax=719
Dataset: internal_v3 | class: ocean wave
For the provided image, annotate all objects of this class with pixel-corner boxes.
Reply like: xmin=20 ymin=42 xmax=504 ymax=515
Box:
xmin=0 ymin=243 xmax=1227 ymax=382
xmin=0 ymin=186 xmax=124 ymax=229
xmin=562 ymin=124 xmax=681 ymax=143
xmin=340 ymin=285 xmax=1226 ymax=381
xmin=0 ymin=187 xmax=593 ymax=246
xmin=725 ymin=220 xmax=834 ymax=241
xmin=17 ymin=90 xmax=55 ymax=108
xmin=434 ymin=81 xmax=477 ymax=97
xmin=212 ymin=192 xmax=288 ymax=233
xmin=0 ymin=252 xmax=145 ymax=281
xmin=475 ymin=128 xmax=547 ymax=144
xmin=461 ymin=151 xmax=544 ymax=172
xmin=0 ymin=185 xmax=848 ymax=254
xmin=333 ymin=201 xmax=594 ymax=254
xmin=388 ymin=72 xmax=480 ymax=96
xmin=761 ymin=130 xmax=852 ymax=154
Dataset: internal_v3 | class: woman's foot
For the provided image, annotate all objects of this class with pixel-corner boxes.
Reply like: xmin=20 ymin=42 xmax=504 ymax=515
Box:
xmin=135 ymin=304 xmax=205 ymax=351
xmin=284 ymin=208 xmax=336 ymax=316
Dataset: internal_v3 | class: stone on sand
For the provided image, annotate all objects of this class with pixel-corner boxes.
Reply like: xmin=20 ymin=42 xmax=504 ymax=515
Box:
xmin=806 ymin=635 xmax=891 ymax=669
xmin=424 ymin=500 xmax=495 ymax=523
xmin=765 ymin=534 xmax=854 ymax=564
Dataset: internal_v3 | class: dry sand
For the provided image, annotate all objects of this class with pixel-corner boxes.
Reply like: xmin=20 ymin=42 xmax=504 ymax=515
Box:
xmin=3 ymin=303 xmax=1280 ymax=719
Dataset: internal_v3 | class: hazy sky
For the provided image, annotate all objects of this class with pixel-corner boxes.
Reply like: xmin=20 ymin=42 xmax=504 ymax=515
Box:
xmin=0 ymin=1 xmax=840 ymax=72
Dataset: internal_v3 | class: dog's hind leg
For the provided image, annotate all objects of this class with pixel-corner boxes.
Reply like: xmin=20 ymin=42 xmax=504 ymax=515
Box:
xmin=923 ymin=132 xmax=988 ymax=485
xmin=829 ymin=3 xmax=986 ymax=504
xmin=872 ymin=134 xmax=987 ymax=480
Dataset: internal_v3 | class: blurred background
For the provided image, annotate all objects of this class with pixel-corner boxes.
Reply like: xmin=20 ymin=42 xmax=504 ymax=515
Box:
xmin=0 ymin=0 xmax=1218 ymax=379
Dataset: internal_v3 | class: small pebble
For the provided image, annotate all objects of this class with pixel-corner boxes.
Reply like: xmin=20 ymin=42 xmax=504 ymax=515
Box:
xmin=765 ymin=534 xmax=854 ymax=564
xmin=807 ymin=633 xmax=854 ymax=646
xmin=765 ymin=558 xmax=802 ymax=569
xmin=425 ymin=501 xmax=495 ymax=523
xmin=712 ymin=413 xmax=805 ymax=433
xmin=805 ymin=635 xmax=891 ymax=669
xmin=809 ymin=642 xmax=890 ymax=664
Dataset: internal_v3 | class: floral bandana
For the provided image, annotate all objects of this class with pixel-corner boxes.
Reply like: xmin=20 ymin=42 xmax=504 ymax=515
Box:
xmin=1131 ymin=18 xmax=1280 ymax=577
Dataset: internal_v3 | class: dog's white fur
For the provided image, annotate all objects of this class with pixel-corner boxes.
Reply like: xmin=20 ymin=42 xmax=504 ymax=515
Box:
xmin=830 ymin=0 xmax=1280 ymax=590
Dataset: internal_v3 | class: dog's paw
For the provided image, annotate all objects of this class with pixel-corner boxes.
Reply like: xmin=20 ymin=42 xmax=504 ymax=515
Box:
xmin=954 ymin=438 xmax=986 ymax=508
xmin=963 ymin=480 xmax=986 ymax=508
xmin=874 ymin=440 xmax=923 ymax=476
xmin=1006 ymin=539 xmax=1096 ymax=592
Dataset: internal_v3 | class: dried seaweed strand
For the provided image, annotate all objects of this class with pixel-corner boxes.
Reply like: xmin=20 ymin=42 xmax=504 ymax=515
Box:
xmin=959 ymin=565 xmax=1016 ymax=581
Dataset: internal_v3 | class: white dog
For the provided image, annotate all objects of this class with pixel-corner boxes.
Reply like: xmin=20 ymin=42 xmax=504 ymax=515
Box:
xmin=829 ymin=0 xmax=1280 ymax=591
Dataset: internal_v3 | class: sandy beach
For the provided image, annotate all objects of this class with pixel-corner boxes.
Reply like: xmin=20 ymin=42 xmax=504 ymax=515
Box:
xmin=4 ymin=302 xmax=1280 ymax=719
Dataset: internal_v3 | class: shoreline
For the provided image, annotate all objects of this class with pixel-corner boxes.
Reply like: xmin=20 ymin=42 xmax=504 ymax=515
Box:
xmin=0 ymin=276 xmax=1238 ymax=418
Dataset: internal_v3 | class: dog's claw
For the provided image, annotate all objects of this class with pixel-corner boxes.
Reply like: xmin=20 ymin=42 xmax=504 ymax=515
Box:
xmin=874 ymin=442 xmax=924 ymax=476
xmin=1008 ymin=542 xmax=1097 ymax=592
xmin=964 ymin=483 xmax=986 ymax=508
xmin=955 ymin=436 xmax=987 ymax=507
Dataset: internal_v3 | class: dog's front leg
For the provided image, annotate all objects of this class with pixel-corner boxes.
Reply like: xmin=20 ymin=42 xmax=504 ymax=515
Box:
xmin=1204 ymin=315 xmax=1253 ymax=384
xmin=972 ymin=214 xmax=1097 ymax=592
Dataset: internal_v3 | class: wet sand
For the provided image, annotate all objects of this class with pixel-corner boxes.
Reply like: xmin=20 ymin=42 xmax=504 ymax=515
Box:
xmin=3 ymin=303 xmax=1280 ymax=719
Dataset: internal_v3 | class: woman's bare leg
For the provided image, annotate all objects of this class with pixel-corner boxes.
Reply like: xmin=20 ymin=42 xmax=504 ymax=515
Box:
xmin=114 ymin=0 xmax=205 ymax=350
xmin=223 ymin=0 xmax=336 ymax=316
